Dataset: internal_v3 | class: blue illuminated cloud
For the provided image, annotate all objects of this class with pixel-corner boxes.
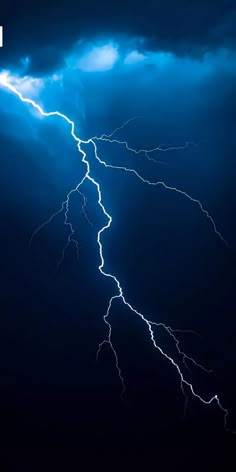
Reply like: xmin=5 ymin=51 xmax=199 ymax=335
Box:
xmin=0 ymin=70 xmax=44 ymax=97
xmin=124 ymin=50 xmax=146 ymax=64
xmin=77 ymin=43 xmax=119 ymax=72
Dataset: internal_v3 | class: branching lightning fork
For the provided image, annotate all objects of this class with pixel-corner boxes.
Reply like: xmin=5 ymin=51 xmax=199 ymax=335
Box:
xmin=0 ymin=71 xmax=232 ymax=432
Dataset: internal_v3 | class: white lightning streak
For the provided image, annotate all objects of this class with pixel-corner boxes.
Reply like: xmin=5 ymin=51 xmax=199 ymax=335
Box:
xmin=0 ymin=72 xmax=232 ymax=431
xmin=90 ymin=140 xmax=227 ymax=246
xmin=98 ymin=116 xmax=204 ymax=165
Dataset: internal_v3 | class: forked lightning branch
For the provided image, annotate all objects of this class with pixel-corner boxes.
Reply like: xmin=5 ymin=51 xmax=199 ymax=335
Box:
xmin=0 ymin=69 xmax=234 ymax=433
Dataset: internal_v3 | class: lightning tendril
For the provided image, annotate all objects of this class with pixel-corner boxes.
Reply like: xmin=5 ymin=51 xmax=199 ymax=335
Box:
xmin=0 ymin=70 xmax=233 ymax=433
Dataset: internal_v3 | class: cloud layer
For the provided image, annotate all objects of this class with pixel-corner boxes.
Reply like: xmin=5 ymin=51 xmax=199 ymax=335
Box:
xmin=1 ymin=1 xmax=236 ymax=74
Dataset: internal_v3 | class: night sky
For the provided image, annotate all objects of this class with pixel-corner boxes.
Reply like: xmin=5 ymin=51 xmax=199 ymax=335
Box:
xmin=0 ymin=1 xmax=236 ymax=469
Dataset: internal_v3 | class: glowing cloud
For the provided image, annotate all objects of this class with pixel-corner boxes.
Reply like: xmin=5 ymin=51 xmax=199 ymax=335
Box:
xmin=78 ymin=44 xmax=119 ymax=72
xmin=124 ymin=50 xmax=146 ymax=64
xmin=0 ymin=70 xmax=43 ymax=97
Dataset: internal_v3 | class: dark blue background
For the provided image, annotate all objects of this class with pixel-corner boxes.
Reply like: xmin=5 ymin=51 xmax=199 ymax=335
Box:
xmin=0 ymin=1 xmax=236 ymax=468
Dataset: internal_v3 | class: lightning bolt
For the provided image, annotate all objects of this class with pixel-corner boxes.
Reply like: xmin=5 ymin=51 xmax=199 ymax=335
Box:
xmin=99 ymin=115 xmax=206 ymax=165
xmin=0 ymin=70 xmax=233 ymax=432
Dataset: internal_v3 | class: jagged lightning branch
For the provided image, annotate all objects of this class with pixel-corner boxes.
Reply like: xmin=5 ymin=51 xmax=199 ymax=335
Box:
xmin=99 ymin=116 xmax=207 ymax=164
xmin=0 ymin=71 xmax=232 ymax=431
xmin=90 ymin=139 xmax=227 ymax=246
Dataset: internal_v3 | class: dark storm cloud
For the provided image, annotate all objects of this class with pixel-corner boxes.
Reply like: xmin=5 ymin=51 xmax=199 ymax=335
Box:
xmin=0 ymin=0 xmax=236 ymax=73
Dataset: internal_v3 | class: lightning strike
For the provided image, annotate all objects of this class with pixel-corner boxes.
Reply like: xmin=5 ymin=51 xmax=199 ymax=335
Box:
xmin=99 ymin=115 xmax=204 ymax=165
xmin=56 ymin=187 xmax=80 ymax=271
xmin=0 ymin=71 xmax=233 ymax=432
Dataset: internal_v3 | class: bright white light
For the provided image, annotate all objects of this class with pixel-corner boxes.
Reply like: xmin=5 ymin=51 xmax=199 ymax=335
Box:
xmin=78 ymin=44 xmax=119 ymax=72
xmin=0 ymin=71 xmax=9 ymax=85
xmin=124 ymin=50 xmax=146 ymax=64
xmin=0 ymin=71 xmax=43 ymax=96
